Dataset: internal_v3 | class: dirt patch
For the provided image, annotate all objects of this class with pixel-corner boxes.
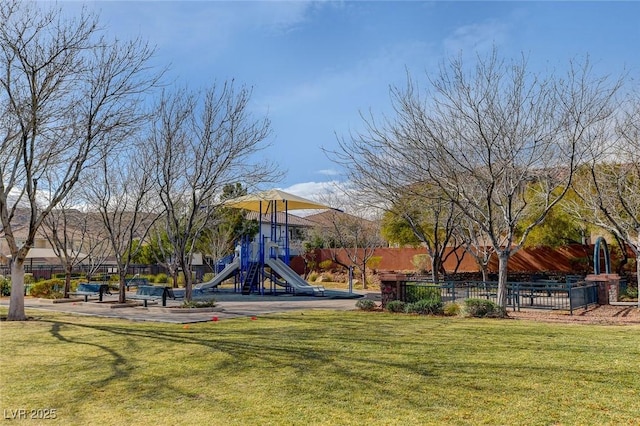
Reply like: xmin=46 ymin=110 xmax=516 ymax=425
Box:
xmin=507 ymin=304 xmax=640 ymax=325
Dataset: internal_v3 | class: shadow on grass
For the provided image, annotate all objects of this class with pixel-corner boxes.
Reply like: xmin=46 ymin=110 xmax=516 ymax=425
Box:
xmin=39 ymin=311 xmax=638 ymax=413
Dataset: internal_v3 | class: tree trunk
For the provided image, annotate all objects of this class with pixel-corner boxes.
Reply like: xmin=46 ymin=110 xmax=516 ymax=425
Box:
xmin=481 ymin=265 xmax=488 ymax=284
xmin=181 ymin=258 xmax=192 ymax=301
xmin=8 ymin=259 xmax=27 ymax=321
xmin=171 ymin=270 xmax=179 ymax=289
xmin=360 ymin=262 xmax=367 ymax=290
xmin=430 ymin=261 xmax=437 ymax=283
xmin=64 ymin=264 xmax=73 ymax=299
xmin=430 ymin=256 xmax=440 ymax=283
xmin=185 ymin=271 xmax=193 ymax=301
xmin=496 ymin=251 xmax=509 ymax=308
xmin=119 ymin=272 xmax=127 ymax=303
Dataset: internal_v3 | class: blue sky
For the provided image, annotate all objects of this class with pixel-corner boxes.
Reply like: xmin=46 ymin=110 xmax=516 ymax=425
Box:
xmin=69 ymin=1 xmax=639 ymax=201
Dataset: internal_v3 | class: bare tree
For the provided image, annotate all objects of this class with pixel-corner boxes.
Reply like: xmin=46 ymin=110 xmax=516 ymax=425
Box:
xmin=383 ymin=187 xmax=461 ymax=282
xmin=40 ymin=195 xmax=90 ymax=298
xmin=313 ymin=208 xmax=384 ymax=289
xmin=570 ymin=91 xmax=640 ymax=289
xmin=146 ymin=225 xmax=181 ymax=287
xmin=332 ymin=50 xmax=621 ymax=308
xmin=84 ymin=142 xmax=160 ymax=303
xmin=0 ymin=1 xmax=160 ymax=320
xmin=454 ymin=214 xmax=495 ymax=283
xmin=74 ymin=211 xmax=112 ymax=281
xmin=150 ymin=83 xmax=280 ymax=301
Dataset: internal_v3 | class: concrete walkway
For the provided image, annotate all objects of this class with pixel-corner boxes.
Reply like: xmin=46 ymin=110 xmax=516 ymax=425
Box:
xmin=1 ymin=289 xmax=371 ymax=324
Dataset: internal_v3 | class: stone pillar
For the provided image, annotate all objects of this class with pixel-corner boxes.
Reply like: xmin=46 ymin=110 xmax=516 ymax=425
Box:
xmin=379 ymin=273 xmax=407 ymax=308
xmin=585 ymin=274 xmax=620 ymax=305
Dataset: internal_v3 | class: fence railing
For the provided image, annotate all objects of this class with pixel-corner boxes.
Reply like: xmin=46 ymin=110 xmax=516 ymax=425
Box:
xmin=404 ymin=280 xmax=599 ymax=315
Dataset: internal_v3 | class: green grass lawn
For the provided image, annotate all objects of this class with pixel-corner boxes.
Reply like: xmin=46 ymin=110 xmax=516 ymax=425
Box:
xmin=1 ymin=308 xmax=639 ymax=425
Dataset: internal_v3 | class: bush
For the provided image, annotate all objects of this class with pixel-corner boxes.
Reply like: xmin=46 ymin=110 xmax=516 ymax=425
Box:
xmin=463 ymin=298 xmax=507 ymax=318
xmin=29 ymin=279 xmax=65 ymax=299
xmin=619 ymin=284 xmax=638 ymax=301
xmin=406 ymin=285 xmax=441 ymax=304
xmin=24 ymin=273 xmax=35 ymax=284
xmin=181 ymin=299 xmax=216 ymax=308
xmin=444 ymin=303 xmax=462 ymax=316
xmin=386 ymin=300 xmax=406 ymax=313
xmin=324 ymin=273 xmax=335 ymax=282
xmin=0 ymin=276 xmax=10 ymax=296
xmin=405 ymin=298 xmax=444 ymax=315
xmin=318 ymin=260 xmax=333 ymax=271
xmin=307 ymin=272 xmax=319 ymax=282
xmin=201 ymin=273 xmax=215 ymax=283
xmin=155 ymin=273 xmax=168 ymax=284
xmin=355 ymin=299 xmax=377 ymax=311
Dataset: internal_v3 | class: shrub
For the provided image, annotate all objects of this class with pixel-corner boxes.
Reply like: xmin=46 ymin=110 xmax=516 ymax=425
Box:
xmin=202 ymin=273 xmax=215 ymax=283
xmin=318 ymin=260 xmax=333 ymax=271
xmin=355 ymin=299 xmax=377 ymax=311
xmin=155 ymin=273 xmax=168 ymax=284
xmin=0 ymin=276 xmax=10 ymax=296
xmin=619 ymin=284 xmax=638 ymax=301
xmin=24 ymin=273 xmax=35 ymax=284
xmin=29 ymin=279 xmax=65 ymax=299
xmin=444 ymin=303 xmax=461 ymax=316
xmin=325 ymin=272 xmax=335 ymax=282
xmin=386 ymin=300 xmax=406 ymax=313
xmin=463 ymin=298 xmax=507 ymax=318
xmin=405 ymin=298 xmax=444 ymax=315
xmin=307 ymin=272 xmax=319 ymax=282
xmin=181 ymin=299 xmax=216 ymax=308
xmin=406 ymin=285 xmax=441 ymax=304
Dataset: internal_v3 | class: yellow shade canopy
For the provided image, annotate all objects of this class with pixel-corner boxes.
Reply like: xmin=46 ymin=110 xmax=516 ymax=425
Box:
xmin=223 ymin=189 xmax=331 ymax=213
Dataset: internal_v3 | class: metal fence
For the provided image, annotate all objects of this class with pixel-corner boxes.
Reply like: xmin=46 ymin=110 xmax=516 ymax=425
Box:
xmin=405 ymin=280 xmax=599 ymax=315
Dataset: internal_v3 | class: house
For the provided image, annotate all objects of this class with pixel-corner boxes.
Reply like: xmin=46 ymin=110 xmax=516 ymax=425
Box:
xmin=244 ymin=210 xmax=321 ymax=256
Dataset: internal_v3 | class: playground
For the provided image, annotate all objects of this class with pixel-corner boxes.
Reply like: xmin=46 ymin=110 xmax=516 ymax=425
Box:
xmin=194 ymin=189 xmax=345 ymax=297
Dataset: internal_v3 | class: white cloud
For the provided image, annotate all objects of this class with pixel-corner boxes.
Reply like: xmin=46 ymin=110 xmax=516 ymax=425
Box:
xmin=317 ymin=168 xmax=341 ymax=177
xmin=281 ymin=180 xmax=343 ymax=202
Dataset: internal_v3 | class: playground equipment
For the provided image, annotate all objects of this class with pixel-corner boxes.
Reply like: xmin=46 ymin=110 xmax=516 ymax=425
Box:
xmin=197 ymin=189 xmax=331 ymax=296
xmin=194 ymin=258 xmax=240 ymax=292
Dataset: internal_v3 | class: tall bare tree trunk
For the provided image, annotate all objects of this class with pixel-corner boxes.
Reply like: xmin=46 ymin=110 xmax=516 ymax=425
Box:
xmin=9 ymin=260 xmax=27 ymax=321
xmin=496 ymin=252 xmax=510 ymax=309
xmin=64 ymin=264 xmax=73 ymax=299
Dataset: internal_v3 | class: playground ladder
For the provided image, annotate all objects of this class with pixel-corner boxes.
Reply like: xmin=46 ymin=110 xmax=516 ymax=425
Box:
xmin=241 ymin=262 xmax=260 ymax=295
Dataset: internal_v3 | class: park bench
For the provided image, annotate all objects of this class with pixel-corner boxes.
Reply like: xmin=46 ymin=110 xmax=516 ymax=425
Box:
xmin=125 ymin=277 xmax=150 ymax=291
xmin=128 ymin=285 xmax=175 ymax=307
xmin=69 ymin=283 xmax=111 ymax=302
